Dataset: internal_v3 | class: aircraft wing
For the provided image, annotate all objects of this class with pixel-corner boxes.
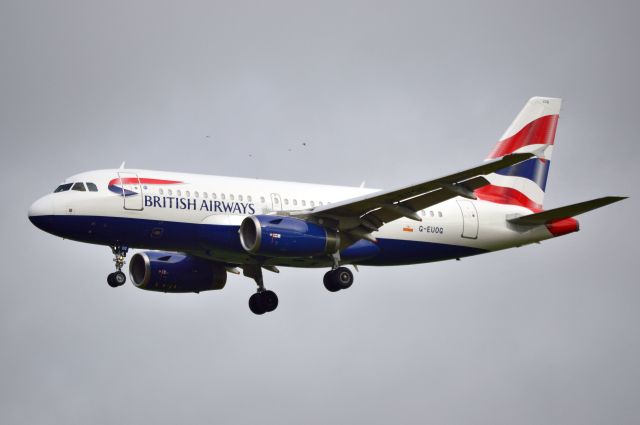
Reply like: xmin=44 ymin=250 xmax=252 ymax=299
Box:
xmin=292 ymin=152 xmax=535 ymax=241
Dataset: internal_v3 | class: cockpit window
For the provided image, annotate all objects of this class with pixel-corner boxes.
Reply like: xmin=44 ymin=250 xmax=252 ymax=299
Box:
xmin=72 ymin=182 xmax=86 ymax=191
xmin=54 ymin=183 xmax=73 ymax=193
xmin=86 ymin=182 xmax=98 ymax=192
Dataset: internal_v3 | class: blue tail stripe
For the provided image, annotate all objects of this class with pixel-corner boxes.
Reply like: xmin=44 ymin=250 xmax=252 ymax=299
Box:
xmin=495 ymin=158 xmax=551 ymax=191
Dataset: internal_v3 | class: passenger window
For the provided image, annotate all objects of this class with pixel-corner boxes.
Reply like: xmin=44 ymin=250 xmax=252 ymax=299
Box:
xmin=302 ymin=200 xmax=306 ymax=207
xmin=54 ymin=183 xmax=73 ymax=193
xmin=310 ymin=201 xmax=315 ymax=207
xmin=168 ymin=189 xmax=173 ymax=196
xmin=177 ymin=190 xmax=182 ymax=197
xmin=221 ymin=194 xmax=226 ymax=200
xmin=293 ymin=199 xmax=298 ymax=206
xmin=247 ymin=195 xmax=252 ymax=202
xmin=159 ymin=188 xmax=164 ymax=195
xmin=230 ymin=194 xmax=235 ymax=201
xmin=430 ymin=211 xmax=434 ymax=217
xmin=260 ymin=196 xmax=265 ymax=203
xmin=86 ymin=182 xmax=98 ymax=192
xmin=185 ymin=191 xmax=190 ymax=197
xmin=194 ymin=191 xmax=199 ymax=198
xmin=238 ymin=195 xmax=243 ymax=201
xmin=284 ymin=199 xmax=289 ymax=205
xmin=72 ymin=182 xmax=86 ymax=191
xmin=203 ymin=192 xmax=208 ymax=199
xmin=212 ymin=193 xmax=217 ymax=199
xmin=420 ymin=210 xmax=426 ymax=217
xmin=438 ymin=211 xmax=443 ymax=218
xmin=319 ymin=201 xmax=324 ymax=206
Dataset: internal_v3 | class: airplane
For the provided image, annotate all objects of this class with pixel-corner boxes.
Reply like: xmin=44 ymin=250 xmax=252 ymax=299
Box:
xmin=28 ymin=97 xmax=626 ymax=315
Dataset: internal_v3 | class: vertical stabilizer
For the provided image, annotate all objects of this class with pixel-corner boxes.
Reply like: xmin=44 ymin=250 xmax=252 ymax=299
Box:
xmin=475 ymin=97 xmax=561 ymax=211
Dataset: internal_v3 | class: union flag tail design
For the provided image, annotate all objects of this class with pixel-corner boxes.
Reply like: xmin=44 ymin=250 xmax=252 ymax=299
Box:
xmin=475 ymin=96 xmax=561 ymax=211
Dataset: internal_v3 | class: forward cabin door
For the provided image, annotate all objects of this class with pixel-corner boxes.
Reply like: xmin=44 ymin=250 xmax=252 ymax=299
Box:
xmin=118 ymin=172 xmax=144 ymax=211
xmin=270 ymin=193 xmax=282 ymax=212
xmin=457 ymin=199 xmax=478 ymax=239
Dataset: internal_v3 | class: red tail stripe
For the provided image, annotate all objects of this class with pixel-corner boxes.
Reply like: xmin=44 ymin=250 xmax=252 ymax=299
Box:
xmin=475 ymin=185 xmax=542 ymax=211
xmin=488 ymin=114 xmax=559 ymax=159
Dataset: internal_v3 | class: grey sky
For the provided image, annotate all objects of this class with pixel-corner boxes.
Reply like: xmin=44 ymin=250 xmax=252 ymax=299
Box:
xmin=1 ymin=1 xmax=638 ymax=424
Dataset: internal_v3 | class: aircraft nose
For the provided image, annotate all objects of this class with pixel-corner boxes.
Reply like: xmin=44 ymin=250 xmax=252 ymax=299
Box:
xmin=28 ymin=196 xmax=54 ymax=230
xmin=29 ymin=196 xmax=53 ymax=218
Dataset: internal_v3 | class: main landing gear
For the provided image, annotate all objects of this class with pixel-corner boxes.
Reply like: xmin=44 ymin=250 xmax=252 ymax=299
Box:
xmin=244 ymin=265 xmax=279 ymax=315
xmin=107 ymin=245 xmax=128 ymax=288
xmin=323 ymin=267 xmax=354 ymax=292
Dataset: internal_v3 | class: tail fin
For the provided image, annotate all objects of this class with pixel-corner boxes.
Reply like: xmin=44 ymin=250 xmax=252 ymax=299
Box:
xmin=475 ymin=96 xmax=562 ymax=211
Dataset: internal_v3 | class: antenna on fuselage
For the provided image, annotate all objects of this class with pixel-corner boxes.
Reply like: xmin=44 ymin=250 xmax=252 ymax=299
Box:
xmin=119 ymin=161 xmax=126 ymax=169
xmin=359 ymin=181 xmax=366 ymax=188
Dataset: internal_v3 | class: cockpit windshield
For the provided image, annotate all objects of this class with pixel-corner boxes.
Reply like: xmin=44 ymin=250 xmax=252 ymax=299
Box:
xmin=53 ymin=182 xmax=99 ymax=193
xmin=54 ymin=183 xmax=73 ymax=193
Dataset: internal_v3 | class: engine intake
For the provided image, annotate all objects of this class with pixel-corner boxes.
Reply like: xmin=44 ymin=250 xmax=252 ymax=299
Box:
xmin=129 ymin=251 xmax=227 ymax=293
xmin=239 ymin=215 xmax=339 ymax=257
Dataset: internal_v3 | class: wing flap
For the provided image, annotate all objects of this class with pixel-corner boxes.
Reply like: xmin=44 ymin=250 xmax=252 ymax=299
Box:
xmin=507 ymin=196 xmax=627 ymax=225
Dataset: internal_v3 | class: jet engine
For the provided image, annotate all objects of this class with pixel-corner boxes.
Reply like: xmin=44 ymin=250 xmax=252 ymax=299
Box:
xmin=129 ymin=251 xmax=227 ymax=293
xmin=239 ymin=215 xmax=339 ymax=257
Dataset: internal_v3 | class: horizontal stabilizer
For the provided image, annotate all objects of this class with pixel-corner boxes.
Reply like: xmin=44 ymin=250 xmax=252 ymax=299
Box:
xmin=507 ymin=196 xmax=627 ymax=225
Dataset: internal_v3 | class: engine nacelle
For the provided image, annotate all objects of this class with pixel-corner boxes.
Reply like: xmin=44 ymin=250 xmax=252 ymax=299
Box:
xmin=129 ymin=251 xmax=227 ymax=293
xmin=239 ymin=215 xmax=339 ymax=257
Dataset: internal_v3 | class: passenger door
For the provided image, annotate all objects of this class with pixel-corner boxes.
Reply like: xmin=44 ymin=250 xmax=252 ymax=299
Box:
xmin=457 ymin=199 xmax=478 ymax=239
xmin=118 ymin=172 xmax=144 ymax=211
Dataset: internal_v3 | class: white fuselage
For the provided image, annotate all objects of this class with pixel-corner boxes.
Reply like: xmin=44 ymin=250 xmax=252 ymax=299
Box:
xmin=28 ymin=168 xmax=556 ymax=268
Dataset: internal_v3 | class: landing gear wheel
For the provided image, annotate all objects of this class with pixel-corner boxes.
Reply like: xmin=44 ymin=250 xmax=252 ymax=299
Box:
xmin=107 ymin=271 xmax=126 ymax=288
xmin=249 ymin=293 xmax=265 ymax=315
xmin=261 ymin=290 xmax=278 ymax=312
xmin=323 ymin=272 xmax=341 ymax=292
xmin=334 ymin=267 xmax=353 ymax=289
xmin=323 ymin=267 xmax=354 ymax=292
xmin=113 ymin=271 xmax=126 ymax=286
xmin=248 ymin=290 xmax=279 ymax=315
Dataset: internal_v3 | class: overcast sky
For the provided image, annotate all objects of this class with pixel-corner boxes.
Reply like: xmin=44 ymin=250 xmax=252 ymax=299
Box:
xmin=1 ymin=1 xmax=638 ymax=424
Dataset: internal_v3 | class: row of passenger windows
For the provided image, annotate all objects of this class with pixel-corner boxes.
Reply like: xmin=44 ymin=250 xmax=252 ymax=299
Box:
xmin=54 ymin=182 xmax=98 ymax=193
xmin=421 ymin=210 xmax=444 ymax=218
xmin=154 ymin=187 xmax=328 ymax=207
xmin=157 ymin=188 xmax=256 ymax=202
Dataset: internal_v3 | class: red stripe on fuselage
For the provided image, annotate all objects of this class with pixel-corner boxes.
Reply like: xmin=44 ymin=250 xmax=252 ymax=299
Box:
xmin=108 ymin=178 xmax=183 ymax=186
xmin=488 ymin=114 xmax=559 ymax=159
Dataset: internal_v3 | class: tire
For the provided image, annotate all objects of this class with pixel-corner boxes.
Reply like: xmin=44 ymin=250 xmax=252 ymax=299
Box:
xmin=323 ymin=271 xmax=341 ymax=292
xmin=249 ymin=293 xmax=266 ymax=315
xmin=335 ymin=267 xmax=353 ymax=289
xmin=261 ymin=290 xmax=279 ymax=313
xmin=113 ymin=271 xmax=127 ymax=286
xmin=107 ymin=273 xmax=119 ymax=288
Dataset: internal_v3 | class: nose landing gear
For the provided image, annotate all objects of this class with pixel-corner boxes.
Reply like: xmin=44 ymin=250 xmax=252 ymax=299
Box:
xmin=107 ymin=245 xmax=128 ymax=288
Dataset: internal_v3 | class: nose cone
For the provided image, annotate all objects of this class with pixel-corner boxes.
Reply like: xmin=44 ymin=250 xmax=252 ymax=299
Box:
xmin=28 ymin=196 xmax=54 ymax=231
